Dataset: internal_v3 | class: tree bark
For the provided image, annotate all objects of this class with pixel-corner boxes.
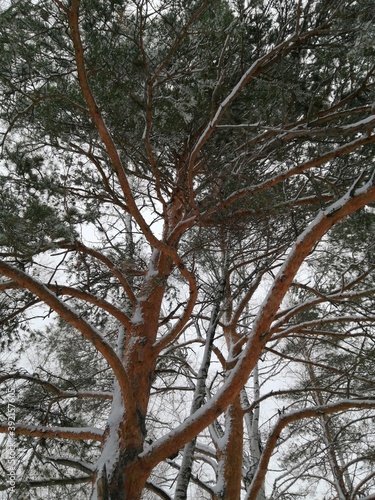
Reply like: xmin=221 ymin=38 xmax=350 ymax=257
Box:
xmin=214 ymin=395 xmax=244 ymax=500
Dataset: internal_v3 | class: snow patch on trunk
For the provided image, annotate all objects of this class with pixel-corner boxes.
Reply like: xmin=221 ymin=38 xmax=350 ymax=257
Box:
xmin=131 ymin=302 xmax=144 ymax=324
xmin=92 ymin=381 xmax=124 ymax=498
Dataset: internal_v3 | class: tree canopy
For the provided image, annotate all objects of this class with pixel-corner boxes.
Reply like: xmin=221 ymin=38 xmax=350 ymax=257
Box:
xmin=1 ymin=1 xmax=375 ymax=499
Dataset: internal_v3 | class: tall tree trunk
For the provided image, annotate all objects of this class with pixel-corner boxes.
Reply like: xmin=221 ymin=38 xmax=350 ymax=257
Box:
xmin=91 ymin=377 xmax=148 ymax=500
xmin=94 ymin=458 xmax=151 ymax=500
xmin=214 ymin=394 xmax=244 ymax=500
xmin=108 ymin=462 xmax=149 ymax=500
xmin=242 ymin=365 xmax=266 ymax=500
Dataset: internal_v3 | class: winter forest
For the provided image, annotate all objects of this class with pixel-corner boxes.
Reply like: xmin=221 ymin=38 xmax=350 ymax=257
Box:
xmin=1 ymin=0 xmax=375 ymax=499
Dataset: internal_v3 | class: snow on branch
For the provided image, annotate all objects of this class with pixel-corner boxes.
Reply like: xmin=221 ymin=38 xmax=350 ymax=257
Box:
xmin=0 ymin=422 xmax=104 ymax=442
xmin=0 ymin=371 xmax=112 ymax=400
xmin=204 ymin=133 xmax=375 ymax=221
xmin=0 ymin=476 xmax=91 ymax=490
xmin=140 ymin=177 xmax=375 ymax=471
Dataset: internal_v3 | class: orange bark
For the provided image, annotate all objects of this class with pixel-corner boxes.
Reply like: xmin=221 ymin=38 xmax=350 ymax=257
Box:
xmin=215 ymin=396 xmax=244 ymax=500
xmin=0 ymin=423 xmax=104 ymax=442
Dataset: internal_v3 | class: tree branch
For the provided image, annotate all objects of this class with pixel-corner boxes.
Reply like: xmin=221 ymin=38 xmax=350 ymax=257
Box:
xmin=0 ymin=422 xmax=104 ymax=442
xmin=140 ymin=178 xmax=375 ymax=469
xmin=0 ymin=372 xmax=112 ymax=400
xmin=0 ymin=261 xmax=137 ymax=422
xmin=247 ymin=400 xmax=375 ymax=500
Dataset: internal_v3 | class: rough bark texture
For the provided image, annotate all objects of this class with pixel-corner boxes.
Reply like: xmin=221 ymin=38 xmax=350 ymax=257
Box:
xmin=215 ymin=396 xmax=244 ymax=500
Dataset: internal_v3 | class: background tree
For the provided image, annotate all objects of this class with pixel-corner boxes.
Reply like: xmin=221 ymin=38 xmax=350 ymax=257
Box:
xmin=1 ymin=0 xmax=375 ymax=498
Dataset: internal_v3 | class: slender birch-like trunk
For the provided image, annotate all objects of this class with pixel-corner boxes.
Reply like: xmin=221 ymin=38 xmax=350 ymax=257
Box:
xmin=175 ymin=254 xmax=228 ymax=499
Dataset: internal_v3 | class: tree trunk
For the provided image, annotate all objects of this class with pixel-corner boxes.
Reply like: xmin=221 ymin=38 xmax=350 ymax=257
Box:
xmin=249 ymin=365 xmax=266 ymax=500
xmin=110 ymin=462 xmax=148 ymax=500
xmin=214 ymin=395 xmax=244 ymax=500
xmin=92 ymin=328 xmax=156 ymax=499
xmin=94 ymin=459 xmax=150 ymax=500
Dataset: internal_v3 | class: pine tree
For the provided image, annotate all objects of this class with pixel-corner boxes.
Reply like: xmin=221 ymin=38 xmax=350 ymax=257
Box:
xmin=1 ymin=1 xmax=375 ymax=498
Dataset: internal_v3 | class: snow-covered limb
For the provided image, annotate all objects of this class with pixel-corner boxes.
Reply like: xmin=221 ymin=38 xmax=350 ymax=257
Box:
xmin=92 ymin=381 xmax=123 ymax=495
xmin=194 ymin=453 xmax=218 ymax=475
xmin=0 ymin=372 xmax=112 ymax=400
xmin=0 ymin=476 xmax=91 ymax=490
xmin=0 ymin=422 xmax=104 ymax=442
xmin=140 ymin=176 xmax=375 ymax=472
xmin=272 ymin=315 xmax=375 ymax=339
xmin=245 ymin=114 xmax=375 ymax=160
xmin=216 ymin=122 xmax=260 ymax=128
xmin=228 ymin=103 xmax=372 ymax=167
xmin=189 ymin=17 xmax=339 ymax=164
xmin=195 ymin=442 xmax=217 ymax=459
xmin=246 ymin=399 xmax=375 ymax=500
